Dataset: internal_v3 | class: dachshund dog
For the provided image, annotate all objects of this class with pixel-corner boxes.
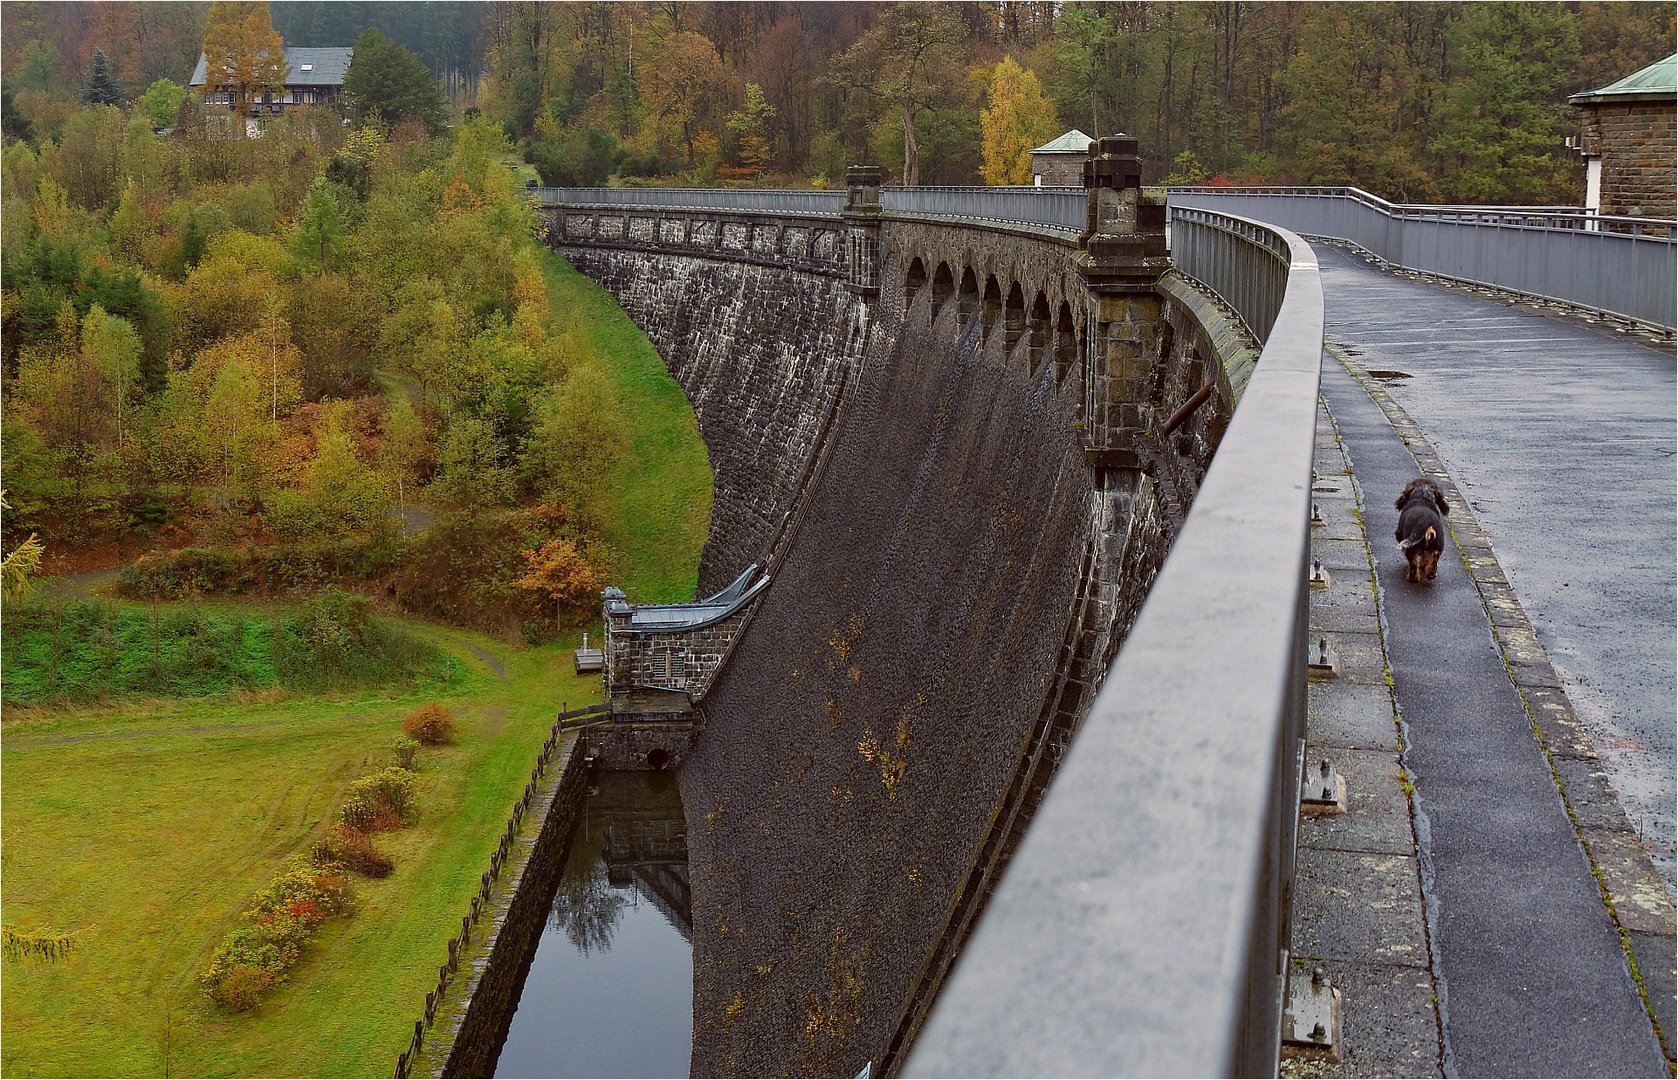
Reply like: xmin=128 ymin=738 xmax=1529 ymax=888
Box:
xmin=1395 ymin=477 xmax=1449 ymax=582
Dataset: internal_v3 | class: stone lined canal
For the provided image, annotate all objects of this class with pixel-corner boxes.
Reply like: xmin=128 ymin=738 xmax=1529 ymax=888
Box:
xmin=491 ymin=772 xmax=692 ymax=1079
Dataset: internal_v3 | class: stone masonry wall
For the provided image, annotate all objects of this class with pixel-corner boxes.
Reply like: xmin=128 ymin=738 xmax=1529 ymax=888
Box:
xmin=602 ymin=607 xmax=755 ymax=698
xmin=549 ymin=209 xmax=1264 ymax=1077
xmin=1582 ymin=100 xmax=1678 ymax=219
xmin=555 ymin=245 xmax=863 ymax=598
xmin=430 ymin=738 xmax=591 ymax=1078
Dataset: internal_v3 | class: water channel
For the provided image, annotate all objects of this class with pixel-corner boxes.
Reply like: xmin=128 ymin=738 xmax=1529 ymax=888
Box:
xmin=491 ymin=771 xmax=693 ymax=1079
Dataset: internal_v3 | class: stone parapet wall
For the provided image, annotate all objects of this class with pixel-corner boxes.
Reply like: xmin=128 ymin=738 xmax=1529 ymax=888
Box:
xmin=1148 ymin=271 xmax=1262 ymax=532
xmin=545 ymin=205 xmax=849 ymax=277
xmin=1582 ymin=100 xmax=1677 ymax=219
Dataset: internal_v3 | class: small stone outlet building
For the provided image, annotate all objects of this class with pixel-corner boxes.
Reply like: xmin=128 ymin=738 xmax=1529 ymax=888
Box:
xmin=1569 ymin=53 xmax=1677 ymax=220
xmin=1029 ymin=129 xmax=1093 ymax=187
xmin=600 ymin=565 xmax=770 ymax=701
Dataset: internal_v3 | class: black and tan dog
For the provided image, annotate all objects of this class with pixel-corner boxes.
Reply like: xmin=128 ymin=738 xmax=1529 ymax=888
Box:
xmin=1395 ymin=477 xmax=1449 ymax=582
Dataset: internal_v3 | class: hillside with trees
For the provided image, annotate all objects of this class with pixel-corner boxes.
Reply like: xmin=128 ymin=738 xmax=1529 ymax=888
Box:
xmin=1 ymin=0 xmax=1673 ymax=633
xmin=475 ymin=0 xmax=1672 ymax=201
xmin=1 ymin=2 xmax=714 ymax=643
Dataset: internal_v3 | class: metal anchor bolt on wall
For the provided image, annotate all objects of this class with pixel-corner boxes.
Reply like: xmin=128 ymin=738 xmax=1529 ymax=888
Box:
xmin=1282 ymin=963 xmax=1344 ymax=1062
xmin=1301 ymin=758 xmax=1348 ymax=815
xmin=1308 ymin=635 xmax=1340 ymax=679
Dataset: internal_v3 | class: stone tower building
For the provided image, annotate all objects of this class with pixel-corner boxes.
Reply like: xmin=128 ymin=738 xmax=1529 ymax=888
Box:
xmin=1569 ymin=53 xmax=1676 ymax=220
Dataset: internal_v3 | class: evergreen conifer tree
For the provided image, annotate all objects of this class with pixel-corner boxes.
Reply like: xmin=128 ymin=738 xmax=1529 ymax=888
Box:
xmin=181 ymin=211 xmax=206 ymax=271
xmin=80 ymin=50 xmax=125 ymax=106
xmin=290 ymin=179 xmax=345 ymax=273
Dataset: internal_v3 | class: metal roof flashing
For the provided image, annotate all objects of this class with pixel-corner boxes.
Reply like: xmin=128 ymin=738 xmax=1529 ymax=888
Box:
xmin=613 ymin=565 xmax=771 ymax=633
xmin=1569 ymin=53 xmax=1677 ymax=104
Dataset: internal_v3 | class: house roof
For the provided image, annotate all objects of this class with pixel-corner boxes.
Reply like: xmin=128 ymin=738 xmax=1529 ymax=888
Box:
xmin=1569 ymin=53 xmax=1677 ymax=105
xmin=190 ymin=47 xmax=354 ymax=88
xmin=1029 ymin=129 xmax=1094 ymax=155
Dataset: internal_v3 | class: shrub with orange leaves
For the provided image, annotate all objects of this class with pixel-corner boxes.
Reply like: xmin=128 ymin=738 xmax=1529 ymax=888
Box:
xmin=402 ymin=701 xmax=455 ymax=746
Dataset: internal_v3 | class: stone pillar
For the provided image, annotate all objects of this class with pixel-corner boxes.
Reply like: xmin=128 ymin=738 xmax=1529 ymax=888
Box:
xmin=1077 ymin=135 xmax=1169 ymax=471
xmin=602 ymin=586 xmax=632 ymax=698
xmin=844 ymin=165 xmax=882 ymax=296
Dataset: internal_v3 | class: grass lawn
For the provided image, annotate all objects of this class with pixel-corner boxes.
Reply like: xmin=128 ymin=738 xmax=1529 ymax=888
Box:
xmin=1 ymin=617 xmax=606 ymax=1078
xmin=542 ymin=252 xmax=713 ymax=605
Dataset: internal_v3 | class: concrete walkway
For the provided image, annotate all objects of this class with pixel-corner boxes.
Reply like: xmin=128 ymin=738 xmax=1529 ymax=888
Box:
xmin=1315 ymin=244 xmax=1676 ymax=893
xmin=1290 ymin=248 xmax=1676 ymax=1076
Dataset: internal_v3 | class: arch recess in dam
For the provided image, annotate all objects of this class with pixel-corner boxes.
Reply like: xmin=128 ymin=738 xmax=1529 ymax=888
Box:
xmin=542 ymin=146 xmax=1265 ymax=1076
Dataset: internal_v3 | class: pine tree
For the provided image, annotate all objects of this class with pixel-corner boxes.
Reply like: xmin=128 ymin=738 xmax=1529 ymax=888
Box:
xmin=181 ymin=211 xmax=206 ymax=271
xmin=81 ymin=49 xmax=125 ymax=107
xmin=343 ymin=28 xmax=449 ymax=135
xmin=290 ymin=178 xmax=345 ymax=273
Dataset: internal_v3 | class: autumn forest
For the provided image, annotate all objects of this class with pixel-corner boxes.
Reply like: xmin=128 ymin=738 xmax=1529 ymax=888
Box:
xmin=3 ymin=2 xmax=1674 ymax=635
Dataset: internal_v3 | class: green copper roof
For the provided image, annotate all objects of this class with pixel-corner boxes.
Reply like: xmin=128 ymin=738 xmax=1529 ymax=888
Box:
xmin=1570 ymin=53 xmax=1676 ymax=104
xmin=1030 ymin=129 xmax=1094 ymax=155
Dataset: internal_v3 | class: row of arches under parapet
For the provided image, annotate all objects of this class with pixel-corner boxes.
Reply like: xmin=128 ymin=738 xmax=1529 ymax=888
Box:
xmin=900 ymin=254 xmax=1086 ymax=386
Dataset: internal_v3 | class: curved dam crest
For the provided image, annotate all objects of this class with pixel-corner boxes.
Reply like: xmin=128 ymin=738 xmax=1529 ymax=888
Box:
xmin=552 ymin=192 xmax=1237 ymax=1075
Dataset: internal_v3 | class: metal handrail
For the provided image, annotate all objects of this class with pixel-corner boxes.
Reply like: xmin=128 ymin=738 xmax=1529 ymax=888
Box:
xmin=536 ymin=187 xmax=846 ymax=215
xmin=905 ymin=207 xmax=1324 ymax=1078
xmin=536 ymin=185 xmax=1090 ymax=232
xmin=880 ymin=186 xmax=1086 ymax=231
xmin=1169 ymin=186 xmax=1677 ymax=331
xmin=1170 ymin=184 xmax=1674 ymax=233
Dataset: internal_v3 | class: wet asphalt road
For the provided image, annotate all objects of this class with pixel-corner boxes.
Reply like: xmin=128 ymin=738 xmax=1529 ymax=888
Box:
xmin=1323 ymin=356 xmax=1667 ymax=1076
xmin=1314 ymin=244 xmax=1677 ymax=898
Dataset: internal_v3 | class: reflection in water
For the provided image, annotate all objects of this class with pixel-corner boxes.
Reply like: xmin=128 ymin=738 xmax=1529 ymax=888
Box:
xmin=492 ymin=772 xmax=692 ymax=1080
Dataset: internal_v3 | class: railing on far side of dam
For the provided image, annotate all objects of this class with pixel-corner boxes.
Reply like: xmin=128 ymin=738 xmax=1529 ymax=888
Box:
xmin=536 ymin=184 xmax=1089 ymax=233
xmin=1169 ymin=184 xmax=1677 ymax=333
xmin=904 ymin=207 xmax=1324 ymax=1079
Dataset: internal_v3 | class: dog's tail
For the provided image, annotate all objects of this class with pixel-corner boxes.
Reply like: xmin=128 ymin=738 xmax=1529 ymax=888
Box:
xmin=1398 ymin=527 xmax=1438 ymax=553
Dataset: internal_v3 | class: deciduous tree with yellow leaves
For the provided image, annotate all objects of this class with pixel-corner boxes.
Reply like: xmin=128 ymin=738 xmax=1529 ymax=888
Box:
xmin=980 ymin=57 xmax=1060 ymax=186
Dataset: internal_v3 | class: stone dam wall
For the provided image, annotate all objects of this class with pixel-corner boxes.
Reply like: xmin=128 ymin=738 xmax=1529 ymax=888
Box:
xmin=550 ymin=221 xmax=1254 ymax=1077
xmin=560 ymin=248 xmax=862 ymax=598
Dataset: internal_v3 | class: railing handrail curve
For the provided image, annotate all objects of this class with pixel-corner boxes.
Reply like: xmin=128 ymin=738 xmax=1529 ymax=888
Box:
xmin=1169 ymin=187 xmax=1677 ymax=331
xmin=1169 ymin=184 xmax=1676 ymax=230
xmin=904 ymin=207 xmax=1324 ymax=1078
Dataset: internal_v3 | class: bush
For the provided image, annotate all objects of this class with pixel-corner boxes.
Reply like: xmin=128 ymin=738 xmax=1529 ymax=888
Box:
xmin=274 ymin=588 xmax=442 ymax=694
xmin=199 ymin=854 xmax=357 ymax=1011
xmin=210 ymin=965 xmax=275 ymax=1012
xmin=391 ymin=734 xmax=420 ymax=769
xmin=248 ymin=855 xmax=356 ymax=919
xmin=339 ymin=767 xmax=418 ymax=832
xmin=312 ymin=822 xmax=393 ymax=878
xmin=403 ymin=701 xmax=455 ymax=745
